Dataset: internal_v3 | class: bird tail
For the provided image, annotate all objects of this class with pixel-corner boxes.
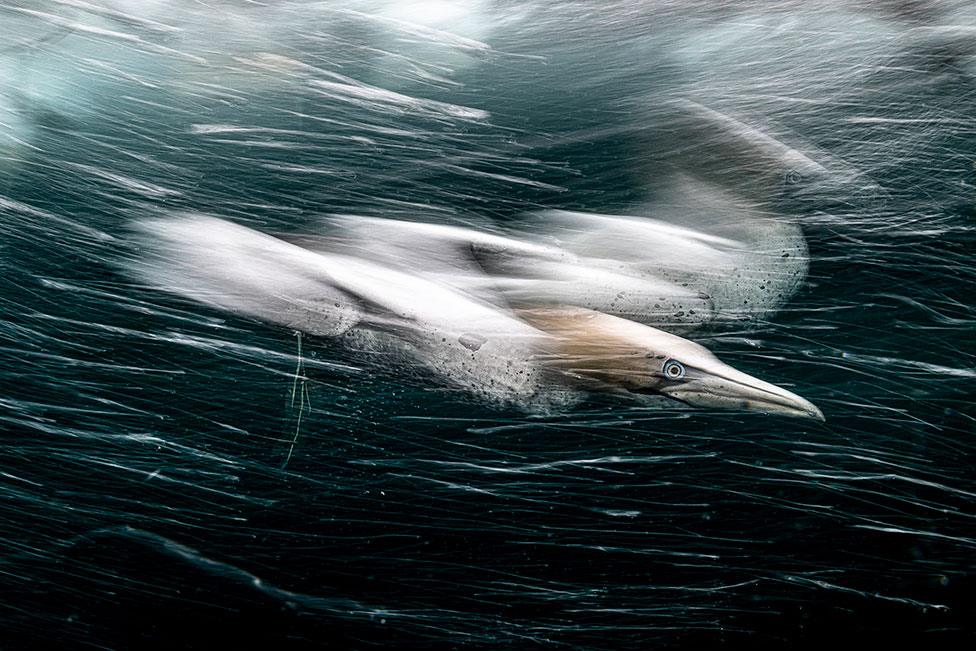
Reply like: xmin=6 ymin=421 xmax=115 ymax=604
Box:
xmin=126 ymin=213 xmax=362 ymax=336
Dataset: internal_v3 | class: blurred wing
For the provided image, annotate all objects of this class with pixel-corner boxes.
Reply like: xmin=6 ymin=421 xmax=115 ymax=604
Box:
xmin=129 ymin=214 xmax=363 ymax=336
xmin=316 ymin=214 xmax=716 ymax=331
xmin=129 ymin=214 xmax=569 ymax=409
xmin=533 ymin=203 xmax=806 ymax=326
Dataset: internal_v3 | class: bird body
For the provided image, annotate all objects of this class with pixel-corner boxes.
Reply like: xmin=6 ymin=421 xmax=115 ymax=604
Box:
xmin=129 ymin=213 xmax=823 ymax=420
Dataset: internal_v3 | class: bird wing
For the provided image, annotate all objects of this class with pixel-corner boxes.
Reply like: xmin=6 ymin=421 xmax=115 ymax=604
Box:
xmin=306 ymin=214 xmax=715 ymax=332
xmin=129 ymin=213 xmax=363 ymax=336
xmin=129 ymin=213 xmax=569 ymax=409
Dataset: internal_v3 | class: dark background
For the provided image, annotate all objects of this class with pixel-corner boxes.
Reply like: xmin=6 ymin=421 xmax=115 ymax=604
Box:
xmin=0 ymin=2 xmax=974 ymax=648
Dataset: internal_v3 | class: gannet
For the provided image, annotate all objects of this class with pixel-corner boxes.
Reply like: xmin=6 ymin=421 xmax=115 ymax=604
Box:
xmin=128 ymin=213 xmax=823 ymax=420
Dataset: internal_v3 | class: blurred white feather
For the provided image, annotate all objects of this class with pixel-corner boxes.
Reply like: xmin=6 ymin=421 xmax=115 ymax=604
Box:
xmin=130 ymin=214 xmax=363 ymax=337
xmin=129 ymin=213 xmax=576 ymax=410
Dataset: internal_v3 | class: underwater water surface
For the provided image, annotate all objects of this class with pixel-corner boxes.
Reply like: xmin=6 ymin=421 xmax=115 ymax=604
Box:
xmin=0 ymin=1 xmax=974 ymax=649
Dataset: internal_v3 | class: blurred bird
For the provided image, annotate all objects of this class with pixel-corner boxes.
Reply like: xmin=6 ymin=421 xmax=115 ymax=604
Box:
xmin=129 ymin=213 xmax=823 ymax=420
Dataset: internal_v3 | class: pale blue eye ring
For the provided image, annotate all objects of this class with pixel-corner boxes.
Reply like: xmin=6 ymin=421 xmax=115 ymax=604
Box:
xmin=663 ymin=359 xmax=685 ymax=380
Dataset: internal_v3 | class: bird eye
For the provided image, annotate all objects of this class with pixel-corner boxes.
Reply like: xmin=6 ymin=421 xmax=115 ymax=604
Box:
xmin=663 ymin=359 xmax=685 ymax=380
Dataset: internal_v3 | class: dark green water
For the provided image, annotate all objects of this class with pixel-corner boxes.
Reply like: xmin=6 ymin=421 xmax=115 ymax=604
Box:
xmin=0 ymin=2 xmax=974 ymax=649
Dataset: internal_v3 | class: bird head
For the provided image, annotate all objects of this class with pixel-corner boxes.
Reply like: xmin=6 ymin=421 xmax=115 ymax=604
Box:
xmin=520 ymin=307 xmax=824 ymax=421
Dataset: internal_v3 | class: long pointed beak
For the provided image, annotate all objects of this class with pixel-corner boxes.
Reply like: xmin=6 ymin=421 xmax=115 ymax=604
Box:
xmin=660 ymin=363 xmax=825 ymax=422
